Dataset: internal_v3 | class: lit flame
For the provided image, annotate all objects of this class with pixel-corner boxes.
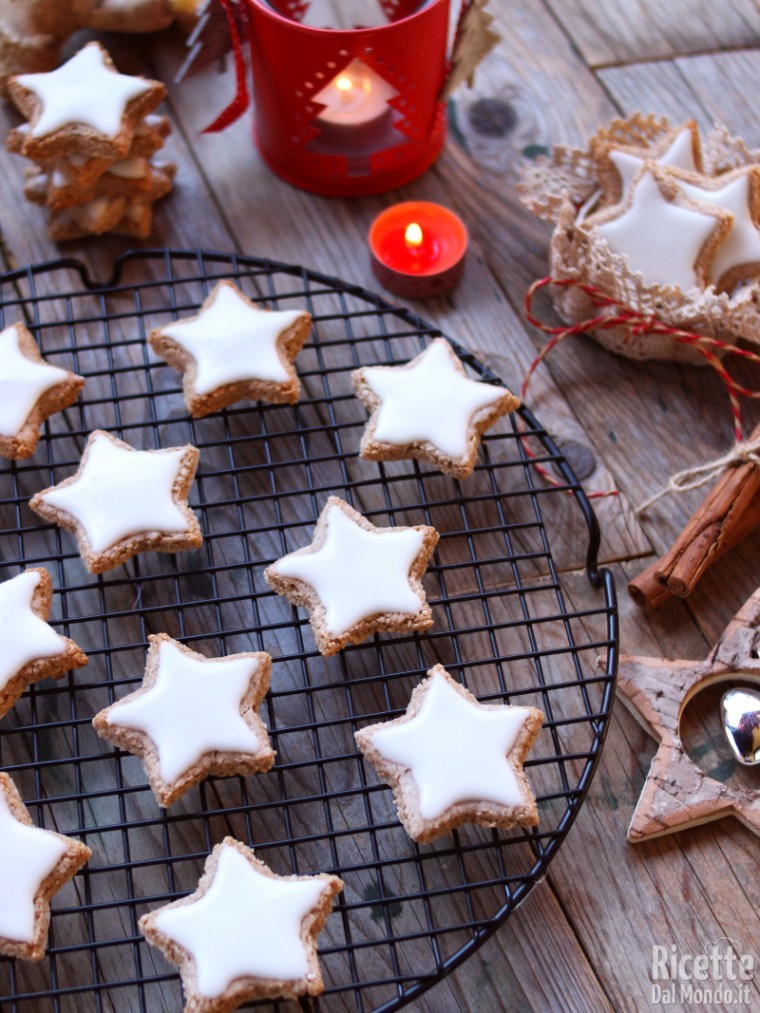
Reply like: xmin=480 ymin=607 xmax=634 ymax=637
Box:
xmin=405 ymin=222 xmax=423 ymax=247
xmin=335 ymin=75 xmax=353 ymax=92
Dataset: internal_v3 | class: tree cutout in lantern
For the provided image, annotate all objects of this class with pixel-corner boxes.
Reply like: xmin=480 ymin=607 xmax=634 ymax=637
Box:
xmin=300 ymin=0 xmax=393 ymax=28
xmin=306 ymin=58 xmax=407 ymax=177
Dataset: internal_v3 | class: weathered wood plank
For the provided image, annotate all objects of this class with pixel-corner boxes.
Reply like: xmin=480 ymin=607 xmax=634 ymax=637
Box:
xmin=544 ymin=0 xmax=760 ymax=68
xmin=548 ymin=562 xmax=760 ymax=1012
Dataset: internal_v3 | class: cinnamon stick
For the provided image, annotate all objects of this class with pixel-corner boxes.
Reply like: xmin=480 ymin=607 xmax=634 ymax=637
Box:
xmin=629 ymin=422 xmax=760 ymax=608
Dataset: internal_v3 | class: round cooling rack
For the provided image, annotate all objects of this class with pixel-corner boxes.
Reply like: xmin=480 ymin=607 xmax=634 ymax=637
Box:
xmin=0 ymin=249 xmax=618 ymax=1012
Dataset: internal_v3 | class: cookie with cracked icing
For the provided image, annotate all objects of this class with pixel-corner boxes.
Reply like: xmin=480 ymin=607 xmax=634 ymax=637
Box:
xmin=37 ymin=158 xmax=175 ymax=211
xmin=29 ymin=429 xmax=203 ymax=574
xmin=352 ymin=338 xmax=519 ymax=480
xmin=139 ymin=836 xmax=343 ymax=1010
xmin=0 ymin=772 xmax=91 ymax=961
xmin=7 ymin=113 xmax=172 ymax=189
xmin=264 ymin=496 xmax=438 ymax=656
xmin=590 ymin=119 xmax=702 ymax=208
xmin=93 ymin=634 xmax=275 ymax=807
xmin=0 ymin=322 xmax=84 ymax=460
xmin=584 ymin=165 xmax=733 ymax=292
xmin=7 ymin=42 xmax=166 ymax=161
xmin=355 ymin=664 xmax=543 ymax=843
xmin=0 ymin=568 xmax=88 ymax=719
xmin=661 ymin=164 xmax=760 ymax=291
xmin=148 ymin=280 xmax=312 ymax=418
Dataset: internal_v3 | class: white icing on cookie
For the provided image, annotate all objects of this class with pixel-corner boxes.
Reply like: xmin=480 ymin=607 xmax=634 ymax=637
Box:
xmin=154 ymin=843 xmax=328 ymax=996
xmin=40 ymin=433 xmax=193 ymax=554
xmin=272 ymin=503 xmax=427 ymax=635
xmin=595 ymin=170 xmax=720 ymax=290
xmin=0 ymin=325 xmax=71 ymax=439
xmin=361 ymin=339 xmax=509 ymax=460
xmin=18 ymin=44 xmax=154 ymax=140
xmin=368 ymin=669 xmax=534 ymax=820
xmin=81 ymin=197 xmax=114 ymax=226
xmin=0 ymin=571 xmax=67 ymax=694
xmin=108 ymin=157 xmax=148 ymax=180
xmin=0 ymin=785 xmax=68 ymax=944
xmin=104 ymin=640 xmax=264 ymax=784
xmin=160 ymin=284 xmax=307 ymax=395
xmin=677 ymin=173 xmax=760 ymax=282
xmin=610 ymin=127 xmax=697 ymax=201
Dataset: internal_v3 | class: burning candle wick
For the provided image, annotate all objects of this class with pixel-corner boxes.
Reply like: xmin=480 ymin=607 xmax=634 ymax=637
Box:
xmin=405 ymin=222 xmax=424 ymax=248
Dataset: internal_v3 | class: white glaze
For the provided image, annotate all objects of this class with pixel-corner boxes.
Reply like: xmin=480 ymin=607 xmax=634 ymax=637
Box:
xmin=368 ymin=670 xmax=534 ymax=820
xmin=40 ymin=433 xmax=193 ymax=554
xmin=105 ymin=640 xmax=264 ymax=784
xmin=108 ymin=157 xmax=148 ymax=180
xmin=154 ymin=844 xmax=329 ymax=996
xmin=19 ymin=44 xmax=153 ymax=140
xmin=610 ymin=127 xmax=697 ymax=200
xmin=362 ymin=339 xmax=509 ymax=460
xmin=0 ymin=325 xmax=71 ymax=439
xmin=273 ymin=503 xmax=427 ymax=635
xmin=596 ymin=170 xmax=720 ymax=290
xmin=0 ymin=785 xmax=68 ymax=944
xmin=677 ymin=173 xmax=760 ymax=282
xmin=161 ymin=284 xmax=306 ymax=396
xmin=0 ymin=571 xmax=67 ymax=694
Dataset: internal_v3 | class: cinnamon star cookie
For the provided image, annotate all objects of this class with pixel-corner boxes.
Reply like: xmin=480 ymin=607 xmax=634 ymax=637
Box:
xmin=149 ymin=281 xmax=312 ymax=417
xmin=29 ymin=429 xmax=203 ymax=574
xmin=0 ymin=322 xmax=84 ymax=460
xmin=352 ymin=338 xmax=519 ymax=479
xmin=140 ymin=837 xmax=343 ymax=1009
xmin=356 ymin=665 xmax=543 ymax=843
xmin=0 ymin=772 xmax=91 ymax=961
xmin=264 ymin=496 xmax=438 ymax=656
xmin=93 ymin=634 xmax=274 ymax=807
xmin=585 ymin=165 xmax=733 ymax=292
xmin=0 ymin=568 xmax=87 ymax=720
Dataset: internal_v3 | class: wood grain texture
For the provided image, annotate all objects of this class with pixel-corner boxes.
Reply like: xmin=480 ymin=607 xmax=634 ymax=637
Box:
xmin=0 ymin=4 xmax=758 ymax=1011
xmin=545 ymin=0 xmax=760 ymax=68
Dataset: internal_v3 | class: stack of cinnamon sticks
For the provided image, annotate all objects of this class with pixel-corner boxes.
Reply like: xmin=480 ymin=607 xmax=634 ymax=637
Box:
xmin=629 ymin=422 xmax=760 ymax=608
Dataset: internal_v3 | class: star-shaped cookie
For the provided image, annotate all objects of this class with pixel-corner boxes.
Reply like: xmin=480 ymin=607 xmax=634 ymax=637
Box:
xmin=140 ymin=837 xmax=343 ymax=1008
xmin=264 ymin=496 xmax=438 ymax=656
xmin=0 ymin=773 xmax=91 ymax=961
xmin=585 ymin=166 xmax=732 ymax=292
xmin=0 ymin=568 xmax=88 ymax=720
xmin=93 ymin=634 xmax=275 ymax=807
xmin=618 ymin=587 xmax=760 ymax=842
xmin=148 ymin=281 xmax=312 ymax=417
xmin=666 ymin=165 xmax=760 ymax=290
xmin=8 ymin=42 xmax=166 ymax=161
xmin=591 ymin=120 xmax=701 ymax=206
xmin=29 ymin=430 xmax=203 ymax=574
xmin=355 ymin=665 xmax=543 ymax=843
xmin=352 ymin=338 xmax=519 ymax=480
xmin=0 ymin=322 xmax=84 ymax=460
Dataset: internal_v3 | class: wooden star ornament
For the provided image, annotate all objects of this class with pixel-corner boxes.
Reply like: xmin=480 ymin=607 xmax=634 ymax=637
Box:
xmin=617 ymin=587 xmax=760 ymax=842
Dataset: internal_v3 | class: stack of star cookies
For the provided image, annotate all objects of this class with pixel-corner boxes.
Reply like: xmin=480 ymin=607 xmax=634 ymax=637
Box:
xmin=583 ymin=120 xmax=760 ymax=295
xmin=6 ymin=41 xmax=175 ymax=242
xmin=517 ymin=114 xmax=760 ymax=362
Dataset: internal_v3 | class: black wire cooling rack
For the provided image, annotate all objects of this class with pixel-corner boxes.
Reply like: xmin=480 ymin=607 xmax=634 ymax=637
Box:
xmin=0 ymin=249 xmax=617 ymax=1013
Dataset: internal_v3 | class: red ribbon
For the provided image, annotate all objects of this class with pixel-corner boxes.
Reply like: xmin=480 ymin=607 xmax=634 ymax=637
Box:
xmin=521 ymin=277 xmax=760 ymax=498
xmin=202 ymin=0 xmax=250 ymax=134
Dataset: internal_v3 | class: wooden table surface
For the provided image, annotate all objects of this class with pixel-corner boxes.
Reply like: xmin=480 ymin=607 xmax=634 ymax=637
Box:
xmin=1 ymin=2 xmax=760 ymax=1011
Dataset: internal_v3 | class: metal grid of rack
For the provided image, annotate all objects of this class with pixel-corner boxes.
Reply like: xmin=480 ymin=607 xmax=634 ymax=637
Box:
xmin=0 ymin=250 xmax=617 ymax=1012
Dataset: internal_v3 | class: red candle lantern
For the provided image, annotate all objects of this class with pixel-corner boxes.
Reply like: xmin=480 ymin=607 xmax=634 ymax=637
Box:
xmin=243 ymin=0 xmax=451 ymax=196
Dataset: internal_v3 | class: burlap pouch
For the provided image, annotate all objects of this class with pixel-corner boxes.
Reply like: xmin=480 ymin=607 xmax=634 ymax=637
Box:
xmin=518 ymin=113 xmax=760 ymax=364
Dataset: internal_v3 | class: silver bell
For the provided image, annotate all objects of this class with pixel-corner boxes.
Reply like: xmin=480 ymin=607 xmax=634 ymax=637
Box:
xmin=721 ymin=688 xmax=760 ymax=766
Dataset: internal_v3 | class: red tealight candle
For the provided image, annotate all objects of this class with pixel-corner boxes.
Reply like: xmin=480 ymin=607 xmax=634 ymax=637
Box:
xmin=369 ymin=201 xmax=468 ymax=299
